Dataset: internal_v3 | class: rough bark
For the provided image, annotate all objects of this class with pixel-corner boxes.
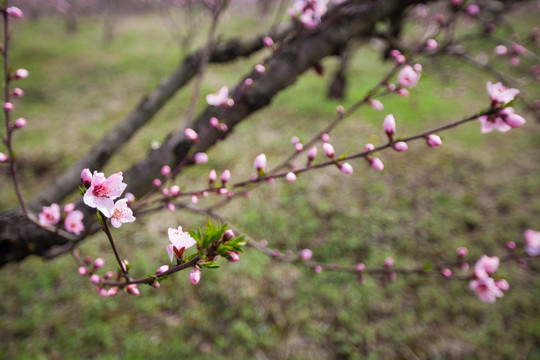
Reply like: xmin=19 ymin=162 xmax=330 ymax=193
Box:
xmin=0 ymin=0 xmax=428 ymax=267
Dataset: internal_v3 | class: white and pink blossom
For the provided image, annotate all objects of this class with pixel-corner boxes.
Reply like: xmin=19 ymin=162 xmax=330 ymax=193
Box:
xmin=473 ymin=255 xmax=500 ymax=279
xmin=166 ymin=226 xmax=197 ymax=262
xmin=39 ymin=203 xmax=61 ymax=226
xmin=486 ymin=81 xmax=519 ymax=106
xmin=478 ymin=114 xmax=511 ymax=133
xmin=109 ymin=199 xmax=136 ymax=228
xmin=469 ymin=277 xmax=504 ymax=303
xmin=83 ymin=171 xmax=127 ymax=218
xmin=64 ymin=210 xmax=85 ymax=235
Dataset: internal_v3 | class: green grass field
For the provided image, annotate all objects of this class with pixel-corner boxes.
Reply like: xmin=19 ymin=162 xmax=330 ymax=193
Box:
xmin=1 ymin=4 xmax=540 ymax=359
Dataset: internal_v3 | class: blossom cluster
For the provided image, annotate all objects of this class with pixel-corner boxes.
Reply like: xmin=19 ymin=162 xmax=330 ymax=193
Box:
xmin=479 ymin=82 xmax=526 ymax=133
xmin=38 ymin=203 xmax=85 ymax=235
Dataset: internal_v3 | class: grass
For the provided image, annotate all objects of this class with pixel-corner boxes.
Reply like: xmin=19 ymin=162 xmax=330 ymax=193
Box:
xmin=1 ymin=3 xmax=540 ymax=359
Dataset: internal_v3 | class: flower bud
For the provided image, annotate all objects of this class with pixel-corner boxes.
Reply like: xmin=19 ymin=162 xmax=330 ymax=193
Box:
xmin=494 ymin=45 xmax=508 ymax=56
xmin=6 ymin=6 xmax=23 ymax=18
xmin=4 ymin=102 xmax=14 ymax=111
xmin=94 ymin=258 xmax=105 ymax=269
xmin=13 ymin=117 xmax=27 ymax=129
xmin=286 ymin=172 xmax=297 ymax=182
xmin=170 ymin=185 xmax=180 ymax=196
xmin=393 ymin=141 xmax=408 ymax=152
xmin=320 ymin=133 xmax=330 ymax=142
xmin=441 ymin=268 xmax=452 ymax=277
xmin=426 ymin=134 xmax=442 ymax=148
xmin=89 ymin=274 xmax=101 ymax=284
xmin=189 ymin=267 xmax=201 ymax=285
xmin=340 ymin=162 xmax=353 ymax=174
xmin=209 ymin=169 xmax=217 ymax=184
xmin=209 ymin=117 xmax=219 ymax=127
xmin=153 ymin=178 xmax=162 ymax=188
xmin=221 ymin=169 xmax=231 ymax=184
xmin=384 ymin=257 xmax=394 ymax=267
xmin=254 ymin=153 xmax=267 ymax=172
xmin=155 ymin=265 xmax=169 ymax=276
xmin=78 ymin=267 xmax=88 ymax=276
xmin=323 ymin=143 xmax=335 ymax=158
xmin=299 ymin=248 xmax=313 ymax=260
xmin=99 ymin=289 xmax=109 ymax=297
xmin=294 ymin=143 xmax=303 ymax=152
xmin=126 ymin=283 xmax=140 ymax=296
xmin=368 ymin=99 xmax=384 ymax=111
xmin=368 ymin=157 xmax=384 ymax=171
xmin=63 ymin=203 xmax=75 ymax=213
xmin=255 ymin=64 xmax=265 ymax=74
xmin=223 ymin=229 xmax=234 ymax=242
xmin=356 ymin=263 xmax=366 ymax=272
xmin=226 ymin=251 xmax=240 ymax=262
xmin=244 ymin=78 xmax=253 ymax=86
xmin=426 ymin=39 xmax=438 ymax=50
xmin=107 ymin=287 xmax=119 ymax=297
xmin=191 ymin=195 xmax=198 ymax=204
xmin=124 ymin=192 xmax=135 ymax=204
xmin=457 ymin=246 xmax=468 ymax=257
xmin=184 ymin=128 xmax=199 ymax=142
xmin=0 ymin=152 xmax=8 ymax=162
xmin=13 ymin=68 xmax=29 ymax=79
xmin=12 ymin=88 xmax=24 ymax=97
xmin=383 ymin=114 xmax=396 ymax=138
xmin=166 ymin=203 xmax=175 ymax=212
xmin=81 ymin=168 xmax=92 ymax=188
xmin=263 ymin=36 xmax=274 ymax=47
xmin=104 ymin=271 xmax=114 ymax=279
xmin=194 ymin=152 xmax=209 ymax=164
xmin=161 ymin=165 xmax=171 ymax=177
xmin=314 ymin=265 xmax=323 ymax=274
xmin=307 ymin=146 xmax=317 ymax=163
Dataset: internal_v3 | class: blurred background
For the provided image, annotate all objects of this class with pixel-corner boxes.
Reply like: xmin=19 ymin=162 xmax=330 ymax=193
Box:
xmin=1 ymin=1 xmax=540 ymax=358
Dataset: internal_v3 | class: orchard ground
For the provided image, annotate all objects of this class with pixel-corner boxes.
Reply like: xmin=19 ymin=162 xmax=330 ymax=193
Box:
xmin=1 ymin=4 xmax=540 ymax=359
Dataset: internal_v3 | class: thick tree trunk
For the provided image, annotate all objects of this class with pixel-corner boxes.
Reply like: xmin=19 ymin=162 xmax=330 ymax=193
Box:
xmin=0 ymin=0 xmax=427 ymax=267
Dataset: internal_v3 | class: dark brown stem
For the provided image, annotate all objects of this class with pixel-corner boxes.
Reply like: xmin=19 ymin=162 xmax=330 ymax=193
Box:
xmin=100 ymin=213 xmax=129 ymax=282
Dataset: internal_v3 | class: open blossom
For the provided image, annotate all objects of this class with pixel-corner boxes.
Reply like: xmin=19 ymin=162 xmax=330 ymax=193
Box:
xmin=110 ymin=199 xmax=136 ymax=228
xmin=486 ymin=81 xmax=519 ymax=106
xmin=39 ymin=203 xmax=61 ymax=226
xmin=469 ymin=277 xmax=504 ymax=303
xmin=478 ymin=114 xmax=511 ymax=133
xmin=83 ymin=171 xmax=127 ymax=218
xmin=166 ymin=226 xmax=197 ymax=262
xmin=206 ymin=86 xmax=233 ymax=107
xmin=397 ymin=65 xmax=421 ymax=88
xmin=64 ymin=210 xmax=85 ymax=235
xmin=525 ymin=229 xmax=540 ymax=256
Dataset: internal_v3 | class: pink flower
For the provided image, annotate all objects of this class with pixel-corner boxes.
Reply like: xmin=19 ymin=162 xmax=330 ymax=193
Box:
xmin=13 ymin=68 xmax=29 ymax=79
xmin=81 ymin=168 xmax=92 ymax=188
xmin=184 ymin=128 xmax=199 ymax=142
xmin=478 ymin=114 xmax=511 ymax=133
xmin=322 ymin=143 xmax=335 ymax=158
xmin=486 ymin=81 xmax=519 ymax=106
xmin=78 ymin=267 xmax=88 ymax=276
xmin=208 ymin=169 xmax=217 ymax=184
xmin=0 ymin=152 xmax=8 ymax=162
xmin=94 ymin=258 xmax=105 ymax=268
xmin=525 ymin=229 xmax=540 ymax=256
xmin=254 ymin=153 xmax=267 ymax=172
xmin=383 ymin=114 xmax=396 ymax=138
xmin=83 ymin=171 xmax=127 ymax=218
xmin=4 ymin=102 xmax=13 ymax=111
xmin=474 ymin=255 xmax=500 ymax=279
xmin=368 ymin=99 xmax=384 ymax=111
xmin=161 ymin=165 xmax=171 ymax=177
xmin=494 ymin=45 xmax=508 ymax=56
xmin=194 ymin=152 xmax=209 ymax=164
xmin=63 ymin=203 xmax=75 ymax=213
xmin=110 ymin=199 xmax=136 ymax=228
xmin=263 ymin=36 xmax=274 ymax=47
xmin=469 ymin=277 xmax=504 ymax=303
xmin=64 ymin=210 xmax=85 ymax=235
xmin=393 ymin=141 xmax=408 ymax=152
xmin=466 ymin=4 xmax=480 ymax=16
xmin=12 ymin=88 xmax=24 ymax=97
xmin=368 ymin=157 xmax=384 ymax=171
xmin=500 ymin=107 xmax=526 ymax=128
xmin=6 ymin=6 xmax=23 ymax=18
xmin=166 ymin=226 xmax=197 ymax=262
xmin=299 ymin=248 xmax=313 ymax=260
xmin=340 ymin=162 xmax=353 ymax=174
xmin=426 ymin=39 xmax=438 ymax=50
xmin=39 ymin=203 xmax=61 ymax=226
xmin=14 ymin=118 xmax=26 ymax=129
xmin=206 ymin=86 xmax=233 ymax=107
xmin=397 ymin=65 xmax=421 ymax=88
xmin=307 ymin=146 xmax=317 ymax=163
xmin=221 ymin=169 xmax=231 ymax=183
xmin=89 ymin=274 xmax=101 ymax=285
xmin=426 ymin=134 xmax=442 ymax=148
xmin=155 ymin=265 xmax=169 ymax=276
xmin=286 ymin=172 xmax=297 ymax=182
xmin=189 ymin=267 xmax=201 ymax=285
xmin=126 ymin=283 xmax=140 ymax=296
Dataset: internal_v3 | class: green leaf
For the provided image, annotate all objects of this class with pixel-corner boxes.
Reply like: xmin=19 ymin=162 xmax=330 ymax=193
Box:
xmin=79 ymin=186 xmax=86 ymax=196
xmin=422 ymin=263 xmax=433 ymax=271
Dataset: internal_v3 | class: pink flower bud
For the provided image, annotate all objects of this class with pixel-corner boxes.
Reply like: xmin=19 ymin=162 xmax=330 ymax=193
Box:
xmin=104 ymin=271 xmax=114 ymax=279
xmin=0 ymin=152 xmax=8 ymax=162
xmin=426 ymin=39 xmax=438 ymax=50
xmin=389 ymin=49 xmax=401 ymax=58
xmin=191 ymin=195 xmax=198 ymax=204
xmin=457 ymin=246 xmax=468 ymax=257
xmin=85 ymin=256 xmax=92 ymax=265
xmin=368 ymin=157 xmax=384 ymax=171
xmin=255 ymin=64 xmax=265 ymax=74
xmin=219 ymin=123 xmax=228 ymax=132
xmin=384 ymin=257 xmax=394 ymax=267
xmin=299 ymin=248 xmax=313 ymax=260
xmin=209 ymin=117 xmax=219 ymax=127
xmin=294 ymin=143 xmax=303 ymax=152
xmin=466 ymin=4 xmax=480 ymax=16
xmin=393 ymin=141 xmax=408 ymax=152
xmin=226 ymin=251 xmax=240 ymax=262
xmin=244 ymin=78 xmax=253 ymax=86
xmin=254 ymin=153 xmax=267 ymax=172
xmin=78 ymin=267 xmax=88 ymax=276
xmin=340 ymin=162 xmax=353 ymax=174
xmin=221 ymin=169 xmax=231 ymax=183
xmin=356 ymin=263 xmax=366 ymax=272
xmin=263 ymin=36 xmax=274 ymax=47
xmin=506 ymin=241 xmax=516 ymax=251
xmin=291 ymin=136 xmax=300 ymax=144
xmin=494 ymin=45 xmax=508 ymax=56
xmin=368 ymin=99 xmax=384 ymax=111
xmin=14 ymin=117 xmax=26 ymax=129
xmin=80 ymin=168 xmax=92 ymax=188
xmin=124 ymin=192 xmax=135 ymax=204
xmin=184 ymin=128 xmax=199 ymax=142
xmin=320 ymin=133 xmax=330 ymax=142
xmin=12 ymin=88 xmax=24 ymax=97
xmin=395 ymin=54 xmax=406 ymax=64
xmin=442 ymin=268 xmax=452 ymax=277
xmin=397 ymin=88 xmax=409 ymax=97
xmin=194 ymin=152 xmax=209 ymax=164
xmin=383 ymin=114 xmax=396 ymax=138
xmin=495 ymin=279 xmax=509 ymax=291
xmin=323 ymin=143 xmax=335 ymax=158
xmin=107 ymin=287 xmax=119 ymax=297
xmin=426 ymin=134 xmax=442 ymax=148
xmin=286 ymin=172 xmax=297 ymax=182
xmin=387 ymin=83 xmax=396 ymax=91
xmin=223 ymin=229 xmax=234 ymax=242
xmin=435 ymin=13 xmax=444 ymax=23
xmin=153 ymin=178 xmax=161 ymax=188
xmin=126 ymin=283 xmax=140 ymax=296
xmin=314 ymin=265 xmax=323 ymax=274
xmin=89 ymin=274 xmax=101 ymax=284
xmin=170 ymin=185 xmax=180 ymax=196
xmin=94 ymin=258 xmax=105 ymax=268
xmin=166 ymin=203 xmax=175 ymax=212
xmin=4 ymin=102 xmax=14 ymax=111
xmin=100 ymin=289 xmax=109 ymax=297
xmin=189 ymin=267 xmax=201 ymax=285
xmin=161 ymin=165 xmax=171 ymax=177
xmin=155 ymin=265 xmax=169 ymax=276
xmin=336 ymin=105 xmax=344 ymax=114
xmin=162 ymin=188 xmax=169 ymax=196
xmin=14 ymin=68 xmax=29 ymax=79
xmin=6 ymin=6 xmax=23 ymax=18
xmin=152 ymin=282 xmax=160 ymax=288
xmin=364 ymin=143 xmax=375 ymax=152
xmin=451 ymin=0 xmax=463 ymax=6
xmin=208 ymin=169 xmax=217 ymax=184
xmin=307 ymin=146 xmax=317 ymax=162
xmin=509 ymin=56 xmax=520 ymax=67
xmin=63 ymin=203 xmax=75 ymax=213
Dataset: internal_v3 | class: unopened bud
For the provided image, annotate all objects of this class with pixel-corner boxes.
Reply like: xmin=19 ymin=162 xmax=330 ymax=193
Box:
xmin=94 ymin=258 xmax=105 ymax=269
xmin=13 ymin=68 xmax=29 ymax=79
xmin=393 ymin=141 xmax=408 ymax=152
xmin=221 ymin=169 xmax=231 ymax=184
xmin=89 ymin=274 xmax=101 ymax=284
xmin=184 ymin=128 xmax=199 ymax=142
xmin=12 ymin=88 xmax=24 ymax=97
xmin=209 ymin=169 xmax=217 ymax=184
xmin=226 ymin=251 xmax=240 ymax=262
xmin=161 ymin=165 xmax=171 ymax=177
xmin=286 ymin=172 xmax=297 ymax=182
xmin=307 ymin=146 xmax=317 ymax=163
xmin=155 ymin=265 xmax=169 ymax=276
xmin=81 ymin=168 xmax=92 ymax=188
xmin=189 ymin=267 xmax=201 ymax=285
xmin=323 ymin=143 xmax=335 ymax=158
xmin=299 ymin=248 xmax=313 ymax=260
xmin=126 ymin=283 xmax=140 ymax=296
xmin=194 ymin=152 xmax=209 ymax=164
